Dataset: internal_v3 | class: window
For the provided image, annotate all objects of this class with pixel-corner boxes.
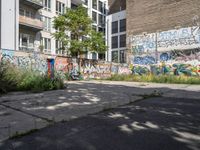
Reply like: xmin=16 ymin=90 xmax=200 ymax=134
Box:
xmin=112 ymin=36 xmax=118 ymax=49
xmin=99 ymin=1 xmax=103 ymax=13
xmin=43 ymin=0 xmax=51 ymax=11
xmin=98 ymin=27 xmax=105 ymax=35
xmin=92 ymin=0 xmax=97 ymax=10
xmin=112 ymin=51 xmax=118 ymax=63
xmin=98 ymin=53 xmax=105 ymax=60
xmin=120 ymin=19 xmax=126 ymax=32
xmin=92 ymin=52 xmax=97 ymax=60
xmin=56 ymin=40 xmax=65 ymax=55
xmin=112 ymin=21 xmax=118 ymax=34
xmin=19 ymin=8 xmax=34 ymax=18
xmin=92 ymin=11 xmax=97 ymax=23
xmin=120 ymin=50 xmax=126 ymax=63
xmin=19 ymin=33 xmax=34 ymax=51
xmin=42 ymin=38 xmax=51 ymax=52
xmin=120 ymin=34 xmax=126 ymax=48
xmin=98 ymin=14 xmax=104 ymax=26
xmin=56 ymin=1 xmax=65 ymax=14
xmin=43 ymin=16 xmax=51 ymax=32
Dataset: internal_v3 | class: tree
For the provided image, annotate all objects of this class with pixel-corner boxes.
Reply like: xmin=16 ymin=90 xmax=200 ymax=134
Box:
xmin=53 ymin=5 xmax=107 ymax=59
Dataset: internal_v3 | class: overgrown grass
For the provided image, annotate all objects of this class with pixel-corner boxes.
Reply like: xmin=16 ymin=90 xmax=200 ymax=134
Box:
xmin=107 ymin=74 xmax=200 ymax=84
xmin=0 ymin=63 xmax=65 ymax=94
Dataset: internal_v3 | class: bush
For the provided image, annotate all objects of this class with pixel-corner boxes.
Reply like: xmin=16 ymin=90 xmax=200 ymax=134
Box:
xmin=0 ymin=63 xmax=19 ymax=94
xmin=0 ymin=63 xmax=65 ymax=94
xmin=107 ymin=74 xmax=200 ymax=84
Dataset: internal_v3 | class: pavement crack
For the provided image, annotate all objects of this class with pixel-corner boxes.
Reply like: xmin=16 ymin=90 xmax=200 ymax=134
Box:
xmin=0 ymin=103 xmax=53 ymax=123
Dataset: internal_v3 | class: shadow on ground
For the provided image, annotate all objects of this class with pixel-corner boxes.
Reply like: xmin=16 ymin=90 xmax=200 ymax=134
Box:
xmin=0 ymin=94 xmax=199 ymax=150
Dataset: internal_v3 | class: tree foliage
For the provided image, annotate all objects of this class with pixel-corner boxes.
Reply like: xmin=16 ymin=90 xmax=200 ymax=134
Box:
xmin=53 ymin=5 xmax=107 ymax=56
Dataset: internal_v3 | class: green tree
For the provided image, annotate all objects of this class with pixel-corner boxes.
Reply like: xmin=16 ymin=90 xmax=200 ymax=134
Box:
xmin=53 ymin=5 xmax=107 ymax=60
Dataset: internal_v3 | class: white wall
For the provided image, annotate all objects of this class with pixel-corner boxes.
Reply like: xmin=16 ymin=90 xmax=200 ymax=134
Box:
xmin=106 ymin=10 xmax=126 ymax=62
xmin=1 ymin=0 xmax=19 ymax=50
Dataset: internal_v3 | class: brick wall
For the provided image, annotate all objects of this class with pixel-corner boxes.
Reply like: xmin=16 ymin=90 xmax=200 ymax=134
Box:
xmin=126 ymin=0 xmax=200 ymax=36
xmin=108 ymin=0 xmax=126 ymax=14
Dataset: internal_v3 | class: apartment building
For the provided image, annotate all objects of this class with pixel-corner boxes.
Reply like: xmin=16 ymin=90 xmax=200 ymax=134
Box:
xmin=0 ymin=0 xmax=107 ymax=60
xmin=106 ymin=0 xmax=126 ymax=63
xmin=71 ymin=0 xmax=107 ymax=60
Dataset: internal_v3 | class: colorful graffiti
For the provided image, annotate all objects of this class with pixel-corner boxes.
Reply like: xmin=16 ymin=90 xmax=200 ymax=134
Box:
xmin=55 ymin=57 xmax=72 ymax=73
xmin=81 ymin=59 xmax=111 ymax=79
xmin=131 ymin=26 xmax=200 ymax=53
xmin=0 ymin=49 xmax=48 ymax=73
xmin=133 ymin=55 xmax=156 ymax=65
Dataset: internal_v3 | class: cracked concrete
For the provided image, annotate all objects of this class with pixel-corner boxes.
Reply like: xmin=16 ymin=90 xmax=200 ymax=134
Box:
xmin=0 ymin=81 xmax=199 ymax=141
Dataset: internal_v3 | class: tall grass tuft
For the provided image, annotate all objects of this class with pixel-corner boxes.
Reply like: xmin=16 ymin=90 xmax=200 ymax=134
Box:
xmin=0 ymin=62 xmax=65 ymax=94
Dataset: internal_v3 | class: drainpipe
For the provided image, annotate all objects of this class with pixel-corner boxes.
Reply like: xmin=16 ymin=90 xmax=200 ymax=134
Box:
xmin=106 ymin=18 xmax=109 ymax=62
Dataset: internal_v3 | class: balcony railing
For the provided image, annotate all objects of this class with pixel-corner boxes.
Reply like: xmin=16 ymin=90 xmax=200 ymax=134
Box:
xmin=20 ymin=0 xmax=43 ymax=9
xmin=19 ymin=15 xmax=43 ymax=31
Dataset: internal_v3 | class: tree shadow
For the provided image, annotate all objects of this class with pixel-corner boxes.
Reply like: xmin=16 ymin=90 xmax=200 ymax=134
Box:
xmin=0 ymin=93 xmax=199 ymax=150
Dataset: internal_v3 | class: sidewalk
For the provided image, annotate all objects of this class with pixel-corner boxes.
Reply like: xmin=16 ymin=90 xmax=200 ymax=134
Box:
xmin=0 ymin=81 xmax=199 ymax=142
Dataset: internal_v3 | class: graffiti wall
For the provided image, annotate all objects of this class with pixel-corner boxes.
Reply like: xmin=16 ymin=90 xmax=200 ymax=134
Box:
xmin=55 ymin=57 xmax=72 ymax=74
xmin=0 ymin=49 xmax=48 ymax=73
xmin=129 ymin=26 xmax=200 ymax=76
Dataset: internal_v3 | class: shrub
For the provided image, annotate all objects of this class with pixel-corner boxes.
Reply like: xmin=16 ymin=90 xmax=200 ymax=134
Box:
xmin=0 ymin=63 xmax=65 ymax=94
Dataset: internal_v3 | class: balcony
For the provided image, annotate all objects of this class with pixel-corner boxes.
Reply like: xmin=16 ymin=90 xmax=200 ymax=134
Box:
xmin=71 ymin=0 xmax=84 ymax=5
xmin=19 ymin=15 xmax=43 ymax=32
xmin=20 ymin=0 xmax=43 ymax=10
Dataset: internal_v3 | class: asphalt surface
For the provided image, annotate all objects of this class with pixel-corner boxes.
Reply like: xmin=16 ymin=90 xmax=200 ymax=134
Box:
xmin=0 ymin=97 xmax=199 ymax=150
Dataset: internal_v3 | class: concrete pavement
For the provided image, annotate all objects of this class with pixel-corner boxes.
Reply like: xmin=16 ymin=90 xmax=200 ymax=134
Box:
xmin=0 ymin=81 xmax=199 ymax=142
xmin=0 ymin=97 xmax=200 ymax=150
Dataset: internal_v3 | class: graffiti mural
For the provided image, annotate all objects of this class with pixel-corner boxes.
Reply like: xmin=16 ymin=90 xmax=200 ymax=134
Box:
xmin=158 ymin=27 xmax=200 ymax=51
xmin=131 ymin=33 xmax=156 ymax=54
xmin=55 ymin=57 xmax=71 ymax=73
xmin=0 ymin=49 xmax=48 ymax=73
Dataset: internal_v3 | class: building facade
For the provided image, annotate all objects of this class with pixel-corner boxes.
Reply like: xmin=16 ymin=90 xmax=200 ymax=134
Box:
xmin=0 ymin=0 xmax=107 ymax=60
xmin=106 ymin=0 xmax=126 ymax=63
xmin=71 ymin=0 xmax=107 ymax=60
xmin=107 ymin=0 xmax=200 ymax=65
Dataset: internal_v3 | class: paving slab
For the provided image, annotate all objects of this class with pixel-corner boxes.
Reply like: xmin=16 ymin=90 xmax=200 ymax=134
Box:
xmin=0 ymin=105 xmax=49 ymax=142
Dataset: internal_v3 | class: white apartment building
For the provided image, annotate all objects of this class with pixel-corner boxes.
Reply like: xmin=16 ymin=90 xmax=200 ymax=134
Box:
xmin=0 ymin=0 xmax=107 ymax=60
xmin=106 ymin=10 xmax=126 ymax=63
xmin=72 ymin=0 xmax=107 ymax=60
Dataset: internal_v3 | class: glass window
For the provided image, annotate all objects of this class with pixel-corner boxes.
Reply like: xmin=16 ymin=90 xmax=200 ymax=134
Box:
xmin=19 ymin=8 xmax=25 ymax=16
xmin=120 ymin=50 xmax=126 ymax=63
xmin=112 ymin=51 xmax=118 ymax=63
xmin=92 ymin=52 xmax=97 ymax=60
xmin=56 ymin=1 xmax=65 ymax=14
xmin=112 ymin=21 xmax=118 ymax=34
xmin=19 ymin=33 xmax=35 ymax=50
xmin=43 ymin=16 xmax=51 ymax=32
xmin=43 ymin=38 xmax=51 ymax=52
xmin=92 ymin=11 xmax=97 ymax=23
xmin=98 ymin=14 xmax=104 ymax=26
xmin=43 ymin=0 xmax=51 ymax=11
xmin=120 ymin=19 xmax=126 ymax=32
xmin=112 ymin=36 xmax=118 ymax=49
xmin=99 ymin=1 xmax=103 ymax=13
xmin=92 ymin=0 xmax=97 ymax=10
xmin=120 ymin=34 xmax=126 ymax=48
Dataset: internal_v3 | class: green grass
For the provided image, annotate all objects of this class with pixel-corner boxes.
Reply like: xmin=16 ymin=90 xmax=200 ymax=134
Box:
xmin=0 ymin=63 xmax=65 ymax=94
xmin=107 ymin=74 xmax=200 ymax=84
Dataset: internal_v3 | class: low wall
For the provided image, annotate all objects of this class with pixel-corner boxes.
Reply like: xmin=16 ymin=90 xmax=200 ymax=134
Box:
xmin=1 ymin=49 xmax=199 ymax=79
